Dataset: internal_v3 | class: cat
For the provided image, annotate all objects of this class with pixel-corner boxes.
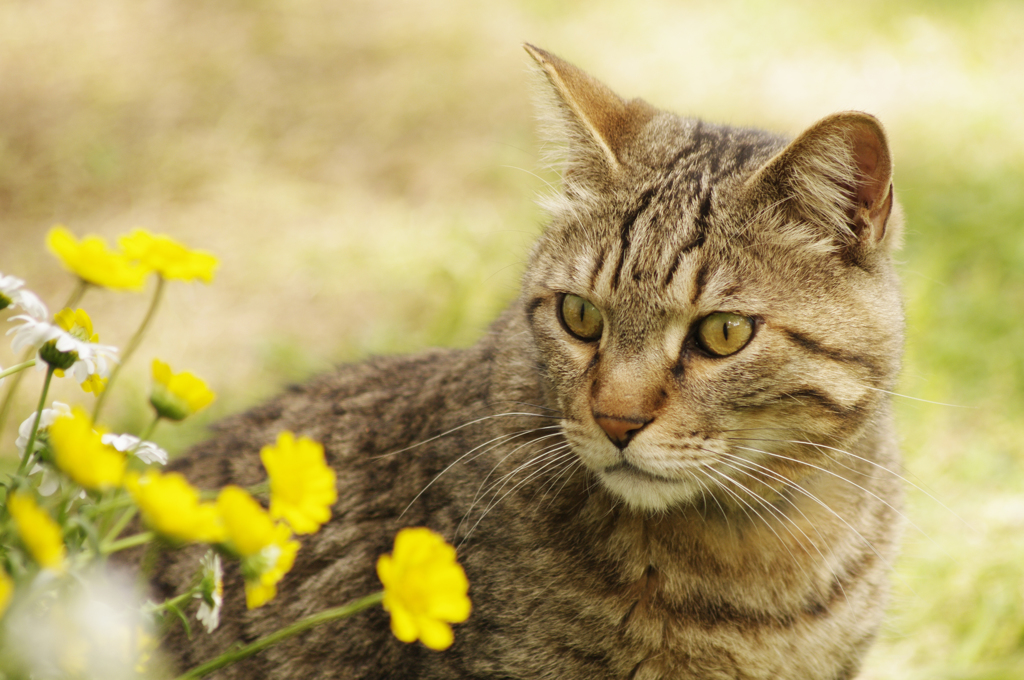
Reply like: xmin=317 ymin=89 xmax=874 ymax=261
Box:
xmin=151 ymin=44 xmax=905 ymax=679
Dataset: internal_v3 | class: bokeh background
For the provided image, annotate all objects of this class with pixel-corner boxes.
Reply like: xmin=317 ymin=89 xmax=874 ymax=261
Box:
xmin=1 ymin=1 xmax=1022 ymax=677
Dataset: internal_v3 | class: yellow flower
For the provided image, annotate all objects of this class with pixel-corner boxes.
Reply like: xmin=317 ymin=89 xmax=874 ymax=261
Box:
xmin=81 ymin=374 xmax=107 ymax=395
xmin=125 ymin=471 xmax=225 ymax=544
xmin=46 ymin=226 xmax=147 ymax=291
xmin=261 ymin=431 xmax=337 ymax=535
xmin=49 ymin=407 xmax=126 ymax=490
xmin=0 ymin=568 xmax=13 ymax=617
xmin=376 ymin=527 xmax=471 ymax=651
xmin=217 ymin=486 xmax=300 ymax=609
xmin=119 ymin=229 xmax=218 ymax=283
xmin=54 ymin=308 xmax=98 ymax=343
xmin=149 ymin=359 xmax=215 ymax=421
xmin=7 ymin=491 xmax=66 ymax=571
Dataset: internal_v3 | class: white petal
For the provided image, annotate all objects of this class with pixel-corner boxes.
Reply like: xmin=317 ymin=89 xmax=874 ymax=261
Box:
xmin=14 ymin=289 xmax=48 ymax=320
xmin=101 ymin=433 xmax=168 ymax=466
xmin=54 ymin=333 xmax=79 ymax=353
xmin=101 ymin=433 xmax=138 ymax=451
xmin=8 ymin=317 xmax=58 ymax=353
xmin=36 ymin=469 xmax=61 ymax=497
xmin=133 ymin=441 xmax=169 ymax=466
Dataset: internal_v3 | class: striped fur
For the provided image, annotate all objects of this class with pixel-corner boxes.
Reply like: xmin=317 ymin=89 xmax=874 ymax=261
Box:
xmin=153 ymin=47 xmax=904 ymax=679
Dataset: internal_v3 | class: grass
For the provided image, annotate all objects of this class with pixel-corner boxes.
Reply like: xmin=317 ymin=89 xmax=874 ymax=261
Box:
xmin=1 ymin=1 xmax=1022 ymax=677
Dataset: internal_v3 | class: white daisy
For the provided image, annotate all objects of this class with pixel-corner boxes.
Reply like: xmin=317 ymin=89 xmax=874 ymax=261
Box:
xmin=100 ymin=433 xmax=169 ymax=466
xmin=54 ymin=332 xmax=119 ymax=382
xmin=195 ymin=552 xmax=223 ymax=633
xmin=7 ymin=314 xmax=61 ymax=354
xmin=7 ymin=314 xmax=119 ymax=381
xmin=0 ymin=274 xmax=48 ymax=320
xmin=16 ymin=402 xmax=72 ymax=454
xmin=16 ymin=402 xmax=78 ymax=496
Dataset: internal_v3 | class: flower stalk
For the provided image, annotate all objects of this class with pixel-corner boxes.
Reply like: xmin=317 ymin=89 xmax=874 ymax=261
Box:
xmin=93 ymin=276 xmax=165 ymax=421
xmin=100 ymin=531 xmax=154 ymax=555
xmin=174 ymin=591 xmax=384 ymax=680
xmin=15 ymin=366 xmax=56 ymax=477
xmin=0 ymin=360 xmax=36 ymax=381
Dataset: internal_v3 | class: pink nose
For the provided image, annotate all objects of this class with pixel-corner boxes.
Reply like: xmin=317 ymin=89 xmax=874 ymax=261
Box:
xmin=594 ymin=415 xmax=649 ymax=449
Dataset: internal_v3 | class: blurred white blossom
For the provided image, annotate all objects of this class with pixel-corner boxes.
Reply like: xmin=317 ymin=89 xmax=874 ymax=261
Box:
xmin=3 ymin=569 xmax=155 ymax=680
xmin=102 ymin=433 xmax=169 ymax=466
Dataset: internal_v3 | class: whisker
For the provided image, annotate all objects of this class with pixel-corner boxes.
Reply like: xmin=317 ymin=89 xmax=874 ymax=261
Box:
xmin=535 ymin=450 xmax=582 ymax=504
xmin=862 ymin=385 xmax=974 ymax=409
xmin=464 ymin=435 xmax=567 ymax=515
xmin=731 ymin=444 xmax=928 ymax=543
xmin=456 ymin=435 xmax=568 ymax=537
xmin=727 ymin=444 xmax=926 ymax=583
xmin=459 ymin=445 xmax=578 ymax=546
xmin=717 ymin=447 xmax=919 ymax=597
xmin=694 ymin=466 xmax=768 ymax=540
xmin=728 ymin=436 xmax=977 ymax=535
xmin=713 ymin=452 xmax=853 ymax=604
xmin=399 ymin=425 xmax=562 ymax=518
xmin=471 ymin=442 xmax=574 ymax=515
xmin=375 ymin=412 xmax=561 ymax=459
xmin=692 ymin=474 xmax=728 ymax=524
xmin=498 ymin=400 xmax=565 ymax=415
xmin=700 ymin=462 xmax=815 ymax=573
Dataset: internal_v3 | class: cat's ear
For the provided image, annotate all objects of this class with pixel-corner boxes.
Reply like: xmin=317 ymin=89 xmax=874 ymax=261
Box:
xmin=747 ymin=112 xmax=899 ymax=254
xmin=524 ymin=44 xmax=656 ymax=179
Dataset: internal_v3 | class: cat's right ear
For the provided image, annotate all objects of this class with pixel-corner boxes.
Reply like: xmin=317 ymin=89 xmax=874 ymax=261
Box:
xmin=524 ymin=44 xmax=656 ymax=183
xmin=745 ymin=112 xmax=901 ymax=256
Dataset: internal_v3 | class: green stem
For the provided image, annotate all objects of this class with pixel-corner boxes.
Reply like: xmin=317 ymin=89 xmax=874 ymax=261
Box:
xmin=0 ymin=360 xmax=36 ymax=381
xmin=246 ymin=481 xmax=270 ymax=498
xmin=15 ymin=366 xmax=56 ymax=477
xmin=148 ymin=586 xmax=200 ymax=617
xmin=86 ymin=491 xmax=135 ymax=516
xmin=174 ymin=591 xmax=384 ymax=680
xmin=101 ymin=505 xmax=138 ymax=546
xmin=100 ymin=530 xmax=154 ymax=554
xmin=93 ymin=276 xmax=165 ymax=422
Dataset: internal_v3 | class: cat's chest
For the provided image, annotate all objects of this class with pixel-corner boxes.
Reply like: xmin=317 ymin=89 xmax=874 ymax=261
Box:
xmin=462 ymin=492 xmax=865 ymax=680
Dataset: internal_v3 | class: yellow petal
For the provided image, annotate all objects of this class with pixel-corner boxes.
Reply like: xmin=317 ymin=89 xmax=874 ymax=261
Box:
xmin=417 ymin=618 xmax=455 ymax=651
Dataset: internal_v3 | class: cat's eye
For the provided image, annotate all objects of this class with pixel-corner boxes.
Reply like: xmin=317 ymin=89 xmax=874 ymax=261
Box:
xmin=695 ymin=312 xmax=754 ymax=357
xmin=559 ymin=294 xmax=604 ymax=342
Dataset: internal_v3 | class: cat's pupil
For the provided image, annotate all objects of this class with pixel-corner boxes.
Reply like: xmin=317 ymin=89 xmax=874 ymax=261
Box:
xmin=559 ymin=294 xmax=603 ymax=342
xmin=697 ymin=312 xmax=754 ymax=357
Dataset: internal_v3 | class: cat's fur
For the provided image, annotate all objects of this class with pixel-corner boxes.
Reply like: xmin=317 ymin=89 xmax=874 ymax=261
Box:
xmin=153 ymin=46 xmax=904 ymax=679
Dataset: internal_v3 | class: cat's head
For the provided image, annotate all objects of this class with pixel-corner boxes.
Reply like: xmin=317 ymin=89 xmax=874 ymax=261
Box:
xmin=520 ymin=45 xmax=904 ymax=513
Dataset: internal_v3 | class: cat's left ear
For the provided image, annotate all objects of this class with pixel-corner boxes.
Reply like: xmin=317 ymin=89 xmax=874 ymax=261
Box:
xmin=747 ymin=112 xmax=900 ymax=254
xmin=524 ymin=44 xmax=656 ymax=180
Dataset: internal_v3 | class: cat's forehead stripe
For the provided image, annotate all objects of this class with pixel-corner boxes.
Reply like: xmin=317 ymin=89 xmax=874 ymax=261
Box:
xmin=609 ymin=187 xmax=657 ymax=293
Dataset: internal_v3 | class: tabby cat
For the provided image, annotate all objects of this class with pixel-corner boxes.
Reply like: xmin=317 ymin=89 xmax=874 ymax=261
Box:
xmin=153 ymin=45 xmax=905 ymax=679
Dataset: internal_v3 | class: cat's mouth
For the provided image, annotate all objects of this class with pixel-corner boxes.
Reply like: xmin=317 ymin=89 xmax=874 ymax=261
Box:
xmin=604 ymin=461 xmax=678 ymax=483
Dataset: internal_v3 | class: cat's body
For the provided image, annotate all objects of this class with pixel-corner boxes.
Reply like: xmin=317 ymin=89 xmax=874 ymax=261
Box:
xmin=154 ymin=46 xmax=904 ymax=679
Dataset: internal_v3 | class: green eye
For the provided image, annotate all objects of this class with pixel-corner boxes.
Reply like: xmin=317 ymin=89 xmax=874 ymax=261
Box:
xmin=696 ymin=312 xmax=754 ymax=357
xmin=559 ymin=294 xmax=604 ymax=342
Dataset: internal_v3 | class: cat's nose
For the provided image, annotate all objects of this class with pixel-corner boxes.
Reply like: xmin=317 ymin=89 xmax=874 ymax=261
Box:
xmin=594 ymin=415 xmax=650 ymax=449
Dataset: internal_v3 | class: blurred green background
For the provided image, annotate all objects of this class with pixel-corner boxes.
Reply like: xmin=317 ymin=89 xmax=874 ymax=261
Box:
xmin=1 ymin=1 xmax=1022 ymax=677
